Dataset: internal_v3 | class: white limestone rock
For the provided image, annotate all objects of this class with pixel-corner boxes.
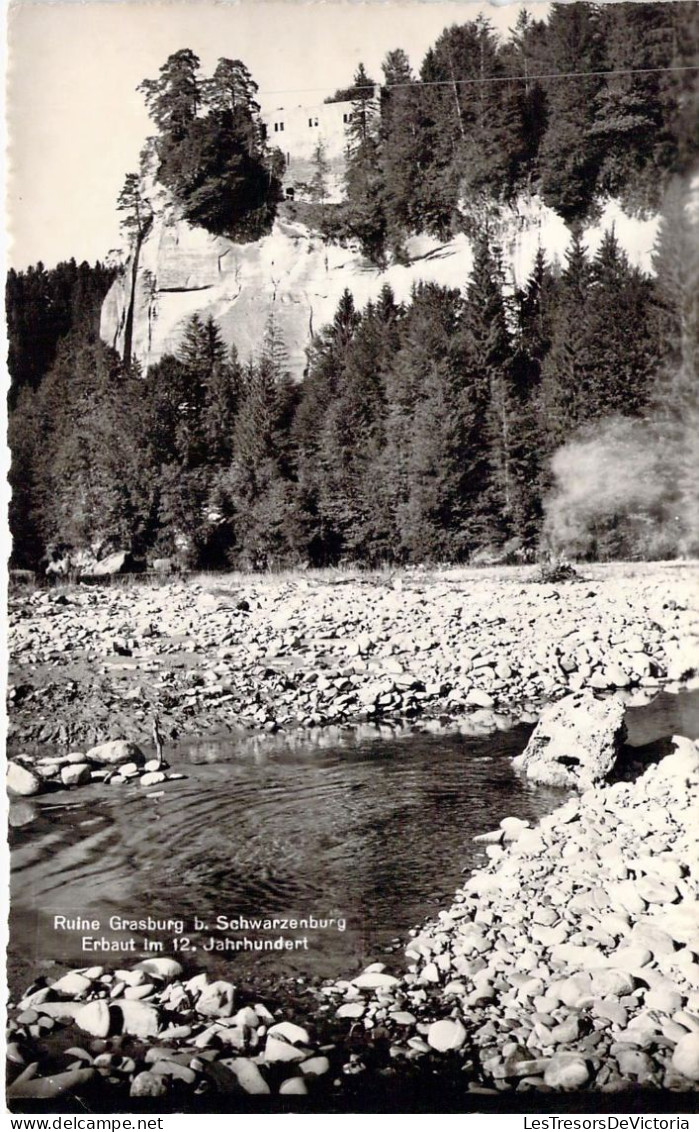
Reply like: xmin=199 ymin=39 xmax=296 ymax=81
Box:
xmin=7 ymin=761 xmax=41 ymax=797
xmin=85 ymin=740 xmax=145 ymax=766
xmin=512 ymin=692 xmax=626 ymax=790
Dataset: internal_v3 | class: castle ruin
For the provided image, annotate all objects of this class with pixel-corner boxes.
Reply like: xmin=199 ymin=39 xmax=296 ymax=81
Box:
xmin=261 ymin=94 xmax=376 ymax=202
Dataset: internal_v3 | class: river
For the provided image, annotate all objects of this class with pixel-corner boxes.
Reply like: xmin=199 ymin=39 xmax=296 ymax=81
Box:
xmin=8 ymin=688 xmax=699 ymax=1000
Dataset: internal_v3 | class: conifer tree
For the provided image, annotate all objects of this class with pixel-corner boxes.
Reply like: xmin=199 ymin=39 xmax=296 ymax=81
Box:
xmin=309 ymin=138 xmax=331 ymax=204
xmin=203 ymin=58 xmax=261 ymax=116
xmin=138 ymin=49 xmax=202 ymax=139
xmin=28 ymin=338 xmax=154 ymax=555
xmin=537 ymin=3 xmax=605 ymax=222
xmin=342 ymin=71 xmax=386 ymax=262
xmin=652 ymin=177 xmax=699 ymax=385
xmin=379 ymin=50 xmax=425 ymax=251
xmin=459 ymin=235 xmax=514 ymax=537
xmin=584 ymin=230 xmax=660 ymax=419
xmin=116 ymin=174 xmax=154 ymax=242
xmin=539 ymin=233 xmax=593 ymax=447
xmin=501 ymin=10 xmax=548 ymax=195
xmin=509 ymin=247 xmax=557 ymax=542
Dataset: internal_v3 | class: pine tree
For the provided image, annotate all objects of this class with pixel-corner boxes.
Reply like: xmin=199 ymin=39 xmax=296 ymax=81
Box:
xmin=539 ymin=233 xmax=593 ymax=447
xmin=28 ymin=337 xmax=155 ymax=556
xmin=202 ymin=58 xmax=261 ymax=116
xmin=584 ymin=229 xmax=659 ymax=419
xmin=342 ymin=70 xmax=386 ymax=262
xmin=116 ymin=173 xmax=153 ymax=241
xmin=293 ymin=290 xmax=361 ymax=562
xmin=652 ymin=176 xmax=699 ymax=385
xmin=309 ymin=138 xmax=331 ymax=204
xmin=202 ymin=344 xmax=243 ymax=465
xmin=456 ymin=235 xmax=514 ymax=543
xmin=501 ymin=9 xmax=548 ymax=196
xmin=537 ymin=3 xmax=605 ymax=222
xmin=179 ymin=312 xmax=228 ymax=376
xmin=8 ymin=386 xmax=44 ymax=566
xmin=416 ymin=18 xmax=518 ymax=228
xmin=380 ymin=283 xmax=471 ymax=560
xmin=138 ymin=49 xmax=202 ymax=139
xmin=294 ymin=289 xmax=360 ymax=447
xmin=379 ymin=49 xmax=426 ymax=251
xmin=509 ymin=247 xmax=557 ymax=542
xmin=216 ymin=315 xmax=300 ymax=568
xmin=6 ymin=258 xmax=116 ymax=410
xmin=591 ymin=4 xmax=670 ymax=208
xmin=326 ymin=62 xmax=378 ymax=105
xmin=136 ymin=51 xmax=279 ymax=240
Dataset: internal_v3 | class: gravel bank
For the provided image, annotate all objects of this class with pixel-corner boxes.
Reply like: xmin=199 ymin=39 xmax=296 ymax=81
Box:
xmin=325 ymin=735 xmax=699 ymax=1097
xmin=8 ymin=565 xmax=698 ymax=759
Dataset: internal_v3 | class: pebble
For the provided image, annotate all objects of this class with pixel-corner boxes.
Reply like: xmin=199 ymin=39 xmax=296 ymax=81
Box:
xmin=427 ymin=1019 xmax=467 ymax=1052
xmin=336 ymin=1002 xmax=364 ymax=1019
xmin=8 ymin=1067 xmax=96 ymax=1099
xmin=226 ymin=1058 xmax=271 ymax=1095
xmin=300 ymin=1056 xmax=331 ymax=1076
xmin=116 ymin=1000 xmax=160 ymax=1038
xmin=352 ymin=971 xmax=400 ymax=990
xmin=268 ymin=1020 xmax=311 ymax=1046
xmin=543 ymin=1053 xmax=591 ymax=1089
xmin=124 ymin=983 xmax=156 ymax=1001
xmin=130 ymin=1070 xmax=167 ymax=1098
xmin=135 ymin=957 xmax=183 ymax=982
xmin=60 ymin=763 xmax=92 ymax=787
xmin=645 ymin=987 xmax=683 ymax=1014
xmin=76 ymin=1000 xmax=111 ymax=1038
xmin=50 ymin=972 xmax=92 ymax=998
xmin=672 ymin=1033 xmax=699 ymax=1081
xmin=140 ymin=771 xmax=167 ymax=787
xmin=195 ymin=980 xmax=235 ymax=1018
xmin=85 ymin=740 xmax=144 ymax=766
xmin=279 ymin=1076 xmax=308 ymax=1095
xmin=264 ymin=1035 xmax=309 ymax=1063
xmin=149 ymin=1059 xmax=196 ymax=1084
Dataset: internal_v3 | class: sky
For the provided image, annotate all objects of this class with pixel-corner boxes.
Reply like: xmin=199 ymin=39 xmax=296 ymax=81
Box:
xmin=5 ymin=0 xmax=554 ymax=270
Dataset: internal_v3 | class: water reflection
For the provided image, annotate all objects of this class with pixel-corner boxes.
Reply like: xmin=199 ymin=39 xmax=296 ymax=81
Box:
xmin=183 ymin=712 xmax=522 ymax=766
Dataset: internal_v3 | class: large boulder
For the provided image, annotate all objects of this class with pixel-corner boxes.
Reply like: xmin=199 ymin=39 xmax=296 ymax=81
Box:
xmin=85 ymin=740 xmax=145 ymax=767
xmin=7 ymin=761 xmax=41 ymax=797
xmin=512 ymin=692 xmax=626 ymax=790
xmin=90 ymin=551 xmax=145 ymax=577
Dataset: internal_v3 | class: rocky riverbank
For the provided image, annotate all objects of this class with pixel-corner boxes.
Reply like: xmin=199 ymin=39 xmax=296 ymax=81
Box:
xmin=8 ymin=564 xmax=699 ymax=761
xmin=7 ymin=735 xmax=699 ymax=1110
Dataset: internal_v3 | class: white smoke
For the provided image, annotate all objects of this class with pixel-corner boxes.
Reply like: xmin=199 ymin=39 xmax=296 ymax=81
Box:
xmin=543 ymin=411 xmax=699 ymax=561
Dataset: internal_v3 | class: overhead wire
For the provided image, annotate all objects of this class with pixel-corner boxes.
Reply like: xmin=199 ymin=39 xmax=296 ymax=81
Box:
xmin=258 ymin=63 xmax=699 ymax=99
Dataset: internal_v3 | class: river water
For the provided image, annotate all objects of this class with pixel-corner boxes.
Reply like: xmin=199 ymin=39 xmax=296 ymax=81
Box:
xmin=8 ymin=689 xmax=699 ymax=997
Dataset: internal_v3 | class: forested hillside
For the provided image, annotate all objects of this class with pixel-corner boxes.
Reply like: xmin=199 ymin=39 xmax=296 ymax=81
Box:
xmin=7 ymin=2 xmax=699 ymax=571
xmin=322 ymin=1 xmax=698 ymax=261
xmin=8 ymin=192 xmax=697 ymax=569
xmin=6 ymin=259 xmax=115 ymax=407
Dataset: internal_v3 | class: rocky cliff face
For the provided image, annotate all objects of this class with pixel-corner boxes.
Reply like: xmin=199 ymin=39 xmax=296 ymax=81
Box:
xmin=100 ymin=196 xmax=660 ymax=379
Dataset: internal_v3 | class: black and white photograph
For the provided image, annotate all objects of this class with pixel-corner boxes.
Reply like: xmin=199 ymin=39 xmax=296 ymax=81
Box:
xmin=4 ymin=0 xmax=699 ymax=1117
